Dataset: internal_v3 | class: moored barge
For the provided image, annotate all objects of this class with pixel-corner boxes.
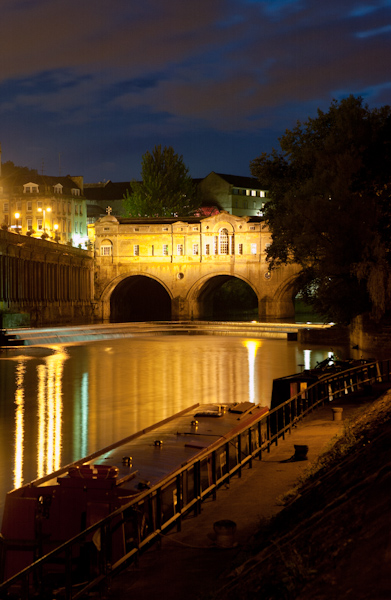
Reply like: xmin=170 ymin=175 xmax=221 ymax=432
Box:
xmin=0 ymin=401 xmax=268 ymax=582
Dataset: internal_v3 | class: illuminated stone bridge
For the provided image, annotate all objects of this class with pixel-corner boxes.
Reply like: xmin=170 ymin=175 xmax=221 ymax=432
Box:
xmin=93 ymin=212 xmax=301 ymax=322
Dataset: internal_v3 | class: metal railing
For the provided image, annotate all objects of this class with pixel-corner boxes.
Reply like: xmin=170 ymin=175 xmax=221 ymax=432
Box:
xmin=0 ymin=359 xmax=390 ymax=599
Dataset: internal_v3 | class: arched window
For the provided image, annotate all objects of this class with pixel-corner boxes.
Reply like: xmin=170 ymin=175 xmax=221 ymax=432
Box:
xmin=219 ymin=228 xmax=229 ymax=254
xmin=100 ymin=239 xmax=113 ymax=256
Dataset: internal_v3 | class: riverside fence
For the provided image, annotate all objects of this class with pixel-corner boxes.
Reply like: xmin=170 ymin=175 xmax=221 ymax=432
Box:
xmin=1 ymin=358 xmax=390 ymax=599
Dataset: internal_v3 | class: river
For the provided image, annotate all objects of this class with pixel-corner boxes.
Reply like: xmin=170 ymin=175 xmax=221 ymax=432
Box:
xmin=0 ymin=333 xmax=353 ymax=520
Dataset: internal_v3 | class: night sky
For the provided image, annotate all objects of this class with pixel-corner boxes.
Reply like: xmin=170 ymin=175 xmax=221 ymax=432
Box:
xmin=1 ymin=0 xmax=390 ymax=183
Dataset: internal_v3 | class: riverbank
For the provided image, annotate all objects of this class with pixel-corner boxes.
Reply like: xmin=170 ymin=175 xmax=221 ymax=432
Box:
xmin=106 ymin=382 xmax=391 ymax=600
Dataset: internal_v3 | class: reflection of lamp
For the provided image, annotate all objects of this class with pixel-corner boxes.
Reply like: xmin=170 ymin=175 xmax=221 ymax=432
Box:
xmin=14 ymin=212 xmax=20 ymax=232
xmin=37 ymin=206 xmax=51 ymax=233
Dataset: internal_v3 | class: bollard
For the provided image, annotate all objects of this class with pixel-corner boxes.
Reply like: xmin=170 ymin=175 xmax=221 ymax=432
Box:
xmin=213 ymin=520 xmax=237 ymax=548
xmin=332 ymin=407 xmax=343 ymax=421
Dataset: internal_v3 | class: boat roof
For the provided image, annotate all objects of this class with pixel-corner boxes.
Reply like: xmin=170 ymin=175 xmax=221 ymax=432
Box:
xmin=37 ymin=402 xmax=268 ymax=494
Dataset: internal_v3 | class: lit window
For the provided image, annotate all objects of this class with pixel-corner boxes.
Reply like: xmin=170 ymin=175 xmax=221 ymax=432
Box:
xmin=177 ymin=244 xmax=183 ymax=255
xmin=219 ymin=228 xmax=229 ymax=254
xmin=134 ymin=245 xmax=139 ymax=256
xmin=238 ymin=244 xmax=243 ymax=255
xmin=193 ymin=244 xmax=199 ymax=255
xmin=251 ymin=243 xmax=257 ymax=255
xmin=251 ymin=190 xmax=256 ymax=196
xmin=260 ymin=191 xmax=265 ymax=198
xmin=100 ymin=245 xmax=112 ymax=256
xmin=163 ymin=244 xmax=169 ymax=256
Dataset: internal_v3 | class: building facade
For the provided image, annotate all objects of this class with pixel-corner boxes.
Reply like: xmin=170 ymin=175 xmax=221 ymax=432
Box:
xmin=197 ymin=172 xmax=268 ymax=217
xmin=93 ymin=211 xmax=299 ymax=322
xmin=0 ymin=150 xmax=88 ymax=247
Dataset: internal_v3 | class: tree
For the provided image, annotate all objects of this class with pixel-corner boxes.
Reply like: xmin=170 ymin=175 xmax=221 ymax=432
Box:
xmin=123 ymin=145 xmax=198 ymax=217
xmin=1 ymin=160 xmax=39 ymax=180
xmin=250 ymin=96 xmax=391 ymax=324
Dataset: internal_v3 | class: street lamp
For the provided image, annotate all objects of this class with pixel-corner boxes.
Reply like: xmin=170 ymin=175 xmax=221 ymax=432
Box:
xmin=37 ymin=206 xmax=51 ymax=234
xmin=54 ymin=223 xmax=60 ymax=242
xmin=14 ymin=212 xmax=20 ymax=233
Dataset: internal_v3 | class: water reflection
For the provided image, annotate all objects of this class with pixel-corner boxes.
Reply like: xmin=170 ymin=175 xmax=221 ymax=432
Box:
xmin=0 ymin=335 xmax=352 ymax=520
xmin=14 ymin=360 xmax=26 ymax=489
xmin=244 ymin=340 xmax=262 ymax=404
xmin=36 ymin=351 xmax=68 ymax=478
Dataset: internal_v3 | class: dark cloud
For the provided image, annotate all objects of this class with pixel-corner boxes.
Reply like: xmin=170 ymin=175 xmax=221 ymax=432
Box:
xmin=0 ymin=0 xmax=390 ymax=180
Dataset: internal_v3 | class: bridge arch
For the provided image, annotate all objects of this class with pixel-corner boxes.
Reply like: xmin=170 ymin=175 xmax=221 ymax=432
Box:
xmin=101 ymin=273 xmax=173 ymax=322
xmin=270 ymin=273 xmax=307 ymax=320
xmin=186 ymin=273 xmax=259 ymax=320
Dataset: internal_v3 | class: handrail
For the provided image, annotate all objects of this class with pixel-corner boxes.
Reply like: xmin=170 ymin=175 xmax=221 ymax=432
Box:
xmin=1 ymin=358 xmax=390 ymax=599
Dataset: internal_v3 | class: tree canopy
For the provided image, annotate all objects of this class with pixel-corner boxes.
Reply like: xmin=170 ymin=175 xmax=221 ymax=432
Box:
xmin=1 ymin=160 xmax=39 ymax=180
xmin=123 ymin=145 xmax=198 ymax=217
xmin=250 ymin=96 xmax=391 ymax=324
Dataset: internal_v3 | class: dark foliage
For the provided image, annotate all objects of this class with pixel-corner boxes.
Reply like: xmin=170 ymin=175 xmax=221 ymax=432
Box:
xmin=251 ymin=96 xmax=391 ymax=323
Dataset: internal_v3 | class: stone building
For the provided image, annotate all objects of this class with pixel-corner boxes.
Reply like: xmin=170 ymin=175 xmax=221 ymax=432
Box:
xmin=84 ymin=171 xmax=267 ymax=224
xmin=92 ymin=210 xmax=297 ymax=323
xmin=0 ymin=145 xmax=88 ymax=247
xmin=197 ymin=172 xmax=268 ymax=217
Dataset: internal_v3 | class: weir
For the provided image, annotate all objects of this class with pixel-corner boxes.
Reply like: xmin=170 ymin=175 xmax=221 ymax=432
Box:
xmin=1 ymin=321 xmax=333 ymax=346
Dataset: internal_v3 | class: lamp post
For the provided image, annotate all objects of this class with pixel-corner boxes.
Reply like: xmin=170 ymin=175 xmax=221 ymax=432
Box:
xmin=38 ymin=206 xmax=51 ymax=235
xmin=14 ymin=212 xmax=20 ymax=233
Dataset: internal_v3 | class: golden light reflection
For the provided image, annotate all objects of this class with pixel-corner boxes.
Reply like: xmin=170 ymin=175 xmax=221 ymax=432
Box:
xmin=37 ymin=351 xmax=67 ymax=477
xmin=243 ymin=340 xmax=262 ymax=404
xmin=14 ymin=360 xmax=27 ymax=489
xmin=304 ymin=349 xmax=311 ymax=371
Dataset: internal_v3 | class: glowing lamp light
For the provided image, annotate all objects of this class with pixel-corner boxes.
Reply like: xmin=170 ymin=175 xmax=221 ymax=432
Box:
xmin=14 ymin=212 xmax=20 ymax=232
xmin=37 ymin=206 xmax=52 ymax=233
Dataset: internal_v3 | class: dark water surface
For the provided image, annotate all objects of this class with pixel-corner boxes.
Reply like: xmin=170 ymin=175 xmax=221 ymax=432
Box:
xmin=0 ymin=334 xmax=352 ymax=519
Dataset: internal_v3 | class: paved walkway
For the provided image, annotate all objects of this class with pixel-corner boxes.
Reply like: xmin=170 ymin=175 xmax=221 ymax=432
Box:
xmin=106 ymin=397 xmax=371 ymax=600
